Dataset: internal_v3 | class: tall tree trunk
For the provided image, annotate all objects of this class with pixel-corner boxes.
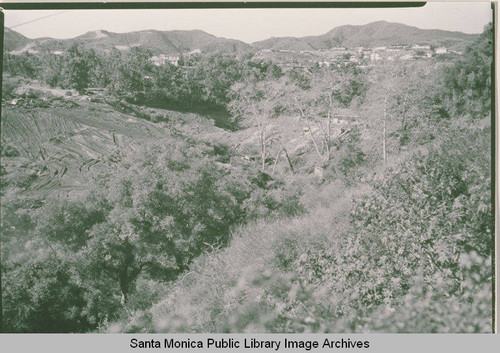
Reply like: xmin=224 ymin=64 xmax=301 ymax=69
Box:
xmin=383 ymin=90 xmax=388 ymax=164
xmin=307 ymin=124 xmax=324 ymax=160
xmin=283 ymin=147 xmax=295 ymax=174
xmin=261 ymin=125 xmax=266 ymax=172
xmin=271 ymin=147 xmax=295 ymax=175
xmin=326 ymin=95 xmax=333 ymax=161
xmin=401 ymin=85 xmax=410 ymax=131
xmin=119 ymin=270 xmax=130 ymax=305
xmin=295 ymin=100 xmax=324 ymax=161
xmin=272 ymin=148 xmax=284 ymax=175
xmin=117 ymin=238 xmax=138 ymax=306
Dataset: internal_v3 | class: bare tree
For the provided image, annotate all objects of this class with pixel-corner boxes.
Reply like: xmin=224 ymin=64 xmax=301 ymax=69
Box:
xmin=228 ymin=78 xmax=287 ymax=172
xmin=364 ymin=61 xmax=413 ymax=163
xmin=287 ymin=67 xmax=361 ymax=162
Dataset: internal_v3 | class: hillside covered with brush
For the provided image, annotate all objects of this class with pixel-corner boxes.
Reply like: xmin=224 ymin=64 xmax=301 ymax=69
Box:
xmin=0 ymin=23 xmax=493 ymax=333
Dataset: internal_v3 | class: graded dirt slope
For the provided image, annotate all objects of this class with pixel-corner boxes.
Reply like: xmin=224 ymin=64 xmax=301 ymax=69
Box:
xmin=1 ymin=101 xmax=167 ymax=198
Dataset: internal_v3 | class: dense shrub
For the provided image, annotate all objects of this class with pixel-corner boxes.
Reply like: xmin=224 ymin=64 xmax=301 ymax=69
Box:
xmin=441 ymin=23 xmax=492 ymax=119
xmin=297 ymin=118 xmax=492 ymax=332
xmin=243 ymin=175 xmax=305 ymax=221
xmin=147 ymin=113 xmax=491 ymax=333
xmin=1 ymin=133 xmax=307 ymax=332
xmin=2 ymin=240 xmax=92 ymax=332
xmin=330 ymin=127 xmax=366 ymax=183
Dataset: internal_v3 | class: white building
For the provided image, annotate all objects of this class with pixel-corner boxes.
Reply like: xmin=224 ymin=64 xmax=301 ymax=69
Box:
xmin=411 ymin=44 xmax=431 ymax=50
xmin=150 ymin=54 xmax=180 ymax=66
xmin=187 ymin=48 xmax=202 ymax=55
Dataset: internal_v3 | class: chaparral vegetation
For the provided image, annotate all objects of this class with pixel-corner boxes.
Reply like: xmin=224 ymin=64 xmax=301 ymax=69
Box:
xmin=0 ymin=21 xmax=493 ymax=333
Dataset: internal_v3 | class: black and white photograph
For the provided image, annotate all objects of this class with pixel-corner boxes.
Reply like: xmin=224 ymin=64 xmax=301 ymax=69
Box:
xmin=0 ymin=1 xmax=494 ymax=334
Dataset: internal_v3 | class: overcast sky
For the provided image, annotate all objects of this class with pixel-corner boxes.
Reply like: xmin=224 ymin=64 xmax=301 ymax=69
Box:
xmin=3 ymin=2 xmax=492 ymax=43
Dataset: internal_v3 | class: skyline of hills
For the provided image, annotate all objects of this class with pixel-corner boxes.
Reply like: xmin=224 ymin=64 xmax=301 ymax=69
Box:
xmin=4 ymin=20 xmax=480 ymax=55
xmin=71 ymin=29 xmax=253 ymax=55
xmin=253 ymin=21 xmax=479 ymax=51
xmin=5 ymin=27 xmax=254 ymax=55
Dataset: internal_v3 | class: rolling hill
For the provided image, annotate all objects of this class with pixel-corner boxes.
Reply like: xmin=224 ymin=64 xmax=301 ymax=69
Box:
xmin=4 ymin=21 xmax=479 ymax=56
xmin=253 ymin=21 xmax=479 ymax=50
xmin=3 ymin=28 xmax=31 ymax=52
xmin=5 ymin=28 xmax=253 ymax=55
xmin=71 ymin=29 xmax=254 ymax=54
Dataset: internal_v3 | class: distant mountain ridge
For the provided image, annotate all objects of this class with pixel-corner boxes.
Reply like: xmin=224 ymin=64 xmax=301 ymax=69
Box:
xmin=5 ymin=21 xmax=479 ymax=55
xmin=70 ymin=29 xmax=253 ymax=55
xmin=5 ymin=28 xmax=254 ymax=55
xmin=253 ymin=21 xmax=479 ymax=51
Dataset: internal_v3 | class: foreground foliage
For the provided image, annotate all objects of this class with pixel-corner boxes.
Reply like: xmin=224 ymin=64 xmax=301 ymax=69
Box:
xmin=1 ymin=137 xmax=303 ymax=332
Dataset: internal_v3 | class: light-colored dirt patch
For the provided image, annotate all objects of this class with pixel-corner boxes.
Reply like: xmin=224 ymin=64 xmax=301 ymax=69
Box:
xmin=14 ymin=81 xmax=77 ymax=98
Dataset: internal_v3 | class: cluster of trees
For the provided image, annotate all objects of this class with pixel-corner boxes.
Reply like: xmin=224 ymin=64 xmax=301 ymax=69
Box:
xmin=441 ymin=23 xmax=493 ymax=119
xmin=227 ymin=63 xmax=368 ymax=176
xmin=1 ymin=136 xmax=304 ymax=332
xmin=3 ymin=46 xmax=283 ymax=115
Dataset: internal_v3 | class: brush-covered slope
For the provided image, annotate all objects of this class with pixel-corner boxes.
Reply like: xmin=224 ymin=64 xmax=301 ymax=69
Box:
xmin=253 ymin=21 xmax=478 ymax=50
xmin=5 ymin=28 xmax=253 ymax=55
xmin=3 ymin=28 xmax=31 ymax=52
xmin=71 ymin=29 xmax=254 ymax=54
